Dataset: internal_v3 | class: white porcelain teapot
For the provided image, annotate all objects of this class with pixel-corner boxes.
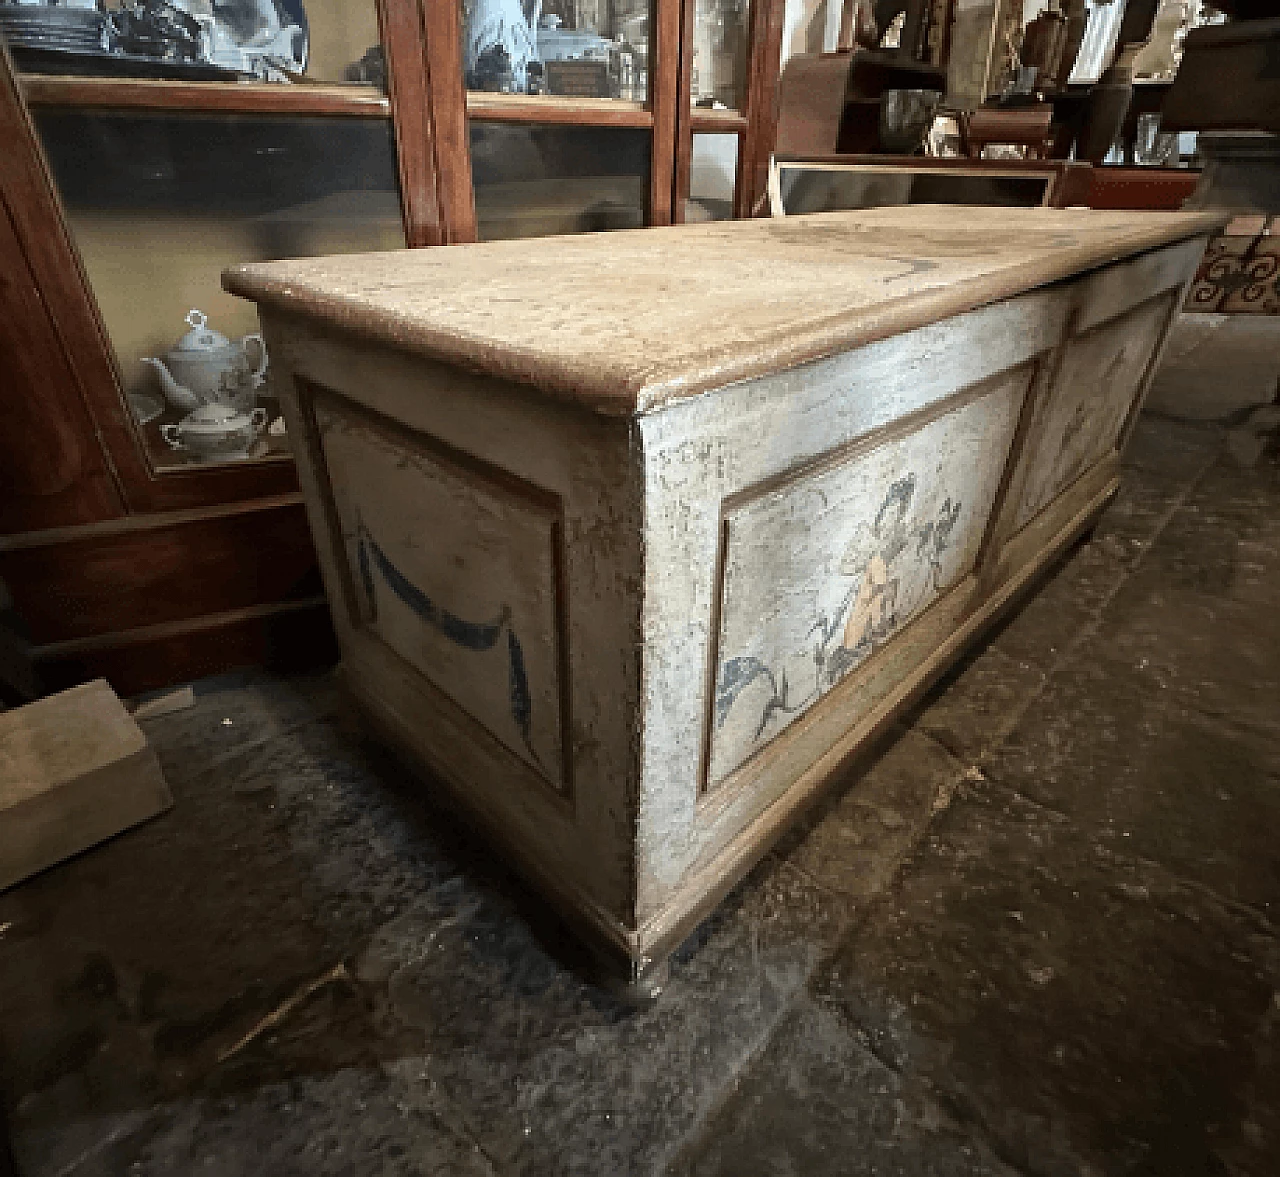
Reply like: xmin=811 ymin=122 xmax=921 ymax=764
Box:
xmin=141 ymin=309 xmax=267 ymax=413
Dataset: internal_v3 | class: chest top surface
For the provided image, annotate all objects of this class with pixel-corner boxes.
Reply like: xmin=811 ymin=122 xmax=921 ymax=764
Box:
xmin=223 ymin=206 xmax=1224 ymax=418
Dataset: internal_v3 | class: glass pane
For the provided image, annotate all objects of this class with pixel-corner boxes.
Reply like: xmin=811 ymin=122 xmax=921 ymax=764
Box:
xmin=691 ymin=0 xmax=749 ymax=111
xmin=0 ymin=0 xmax=383 ymax=86
xmin=34 ymin=109 xmax=405 ymax=470
xmin=470 ymin=122 xmax=649 ymax=240
xmin=460 ymin=0 xmax=649 ymax=101
xmin=686 ymin=131 xmax=737 ymax=221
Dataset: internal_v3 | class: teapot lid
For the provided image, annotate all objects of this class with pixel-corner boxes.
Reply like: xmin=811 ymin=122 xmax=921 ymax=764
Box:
xmin=172 ymin=309 xmax=234 ymax=354
xmin=179 ymin=402 xmax=250 ymax=433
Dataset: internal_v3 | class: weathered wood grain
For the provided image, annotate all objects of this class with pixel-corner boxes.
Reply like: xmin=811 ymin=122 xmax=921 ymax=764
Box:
xmin=707 ymin=377 xmax=1024 ymax=786
xmin=224 ymin=207 xmax=1226 ymax=417
xmin=0 ymin=680 xmax=172 ymax=891
xmin=1014 ymin=294 xmax=1173 ymax=530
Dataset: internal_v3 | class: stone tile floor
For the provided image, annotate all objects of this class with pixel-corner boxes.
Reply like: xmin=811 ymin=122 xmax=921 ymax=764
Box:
xmin=2 ymin=315 xmax=1279 ymax=1177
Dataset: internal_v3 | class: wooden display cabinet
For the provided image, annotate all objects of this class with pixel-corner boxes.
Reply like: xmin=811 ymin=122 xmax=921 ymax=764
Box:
xmin=0 ymin=0 xmax=788 ymax=698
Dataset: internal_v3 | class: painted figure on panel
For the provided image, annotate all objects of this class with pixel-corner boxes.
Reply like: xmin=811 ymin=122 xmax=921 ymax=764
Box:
xmin=716 ymin=472 xmax=964 ymax=750
xmin=839 ymin=474 xmax=913 ymax=653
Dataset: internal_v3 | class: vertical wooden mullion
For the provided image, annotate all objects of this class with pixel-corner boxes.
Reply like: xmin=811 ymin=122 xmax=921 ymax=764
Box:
xmin=731 ymin=126 xmax=751 ymax=218
xmin=670 ymin=0 xmax=697 ymax=224
xmin=377 ymin=0 xmax=446 ymax=246
xmin=0 ymin=43 xmax=136 ymax=517
xmin=649 ymin=0 xmax=683 ymax=226
xmin=379 ymin=0 xmax=475 ymax=247
xmin=419 ymin=0 xmax=477 ymax=243
xmin=737 ymin=0 xmax=786 ymax=218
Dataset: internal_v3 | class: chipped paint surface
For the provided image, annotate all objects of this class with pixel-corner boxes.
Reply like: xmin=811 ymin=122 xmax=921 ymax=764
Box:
xmin=245 ymin=224 xmax=1205 ymax=969
xmin=319 ymin=404 xmax=566 ymax=788
xmin=635 ymin=309 xmax=1052 ymax=905
xmin=709 ymin=384 xmax=1022 ymax=785
xmin=1015 ymin=296 xmax=1172 ymax=529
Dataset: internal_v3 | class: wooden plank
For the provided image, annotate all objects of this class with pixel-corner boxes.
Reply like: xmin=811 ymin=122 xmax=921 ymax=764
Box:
xmin=0 ymin=680 xmax=172 ymax=891
xmin=0 ymin=491 xmax=306 ymax=552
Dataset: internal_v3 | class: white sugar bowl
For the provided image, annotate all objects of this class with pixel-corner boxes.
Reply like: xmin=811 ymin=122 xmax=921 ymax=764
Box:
xmin=160 ymin=403 xmax=268 ymax=462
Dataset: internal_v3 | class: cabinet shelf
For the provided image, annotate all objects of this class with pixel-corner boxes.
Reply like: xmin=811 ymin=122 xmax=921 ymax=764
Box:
xmin=21 ymin=76 xmax=391 ymax=118
xmin=466 ymin=92 xmax=652 ymax=128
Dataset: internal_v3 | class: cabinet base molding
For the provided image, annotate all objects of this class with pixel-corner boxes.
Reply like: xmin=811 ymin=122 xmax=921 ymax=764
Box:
xmin=0 ymin=493 xmax=330 ymax=697
xmin=30 ymin=598 xmax=335 ymax=698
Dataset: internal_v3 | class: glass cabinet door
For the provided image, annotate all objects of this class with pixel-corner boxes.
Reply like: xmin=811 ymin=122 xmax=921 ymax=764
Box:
xmin=460 ymin=0 xmax=650 ymax=103
xmin=1 ymin=0 xmax=385 ymax=87
xmin=686 ymin=130 xmax=738 ymax=220
xmin=1 ymin=0 xmax=405 ymax=474
xmin=470 ymin=121 xmax=650 ymax=239
xmin=691 ymin=0 xmax=749 ymax=112
xmin=684 ymin=0 xmax=751 ymax=222
xmin=33 ymin=107 xmax=404 ymax=471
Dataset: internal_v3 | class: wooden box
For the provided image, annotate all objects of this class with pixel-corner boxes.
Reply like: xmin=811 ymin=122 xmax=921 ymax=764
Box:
xmin=225 ymin=207 xmax=1223 ymax=993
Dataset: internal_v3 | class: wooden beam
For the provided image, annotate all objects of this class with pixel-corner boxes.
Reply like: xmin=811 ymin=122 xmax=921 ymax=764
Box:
xmin=649 ymin=0 xmax=684 ymax=226
xmin=738 ymin=0 xmax=787 ymax=218
xmin=420 ymin=0 xmax=477 ymax=243
xmin=376 ymin=0 xmax=447 ymax=247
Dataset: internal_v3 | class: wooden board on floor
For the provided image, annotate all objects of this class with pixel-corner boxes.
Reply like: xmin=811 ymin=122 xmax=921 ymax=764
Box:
xmin=0 ymin=679 xmax=172 ymax=890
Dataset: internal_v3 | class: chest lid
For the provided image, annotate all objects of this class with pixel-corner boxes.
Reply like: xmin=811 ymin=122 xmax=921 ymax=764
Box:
xmin=224 ymin=205 xmax=1224 ymax=418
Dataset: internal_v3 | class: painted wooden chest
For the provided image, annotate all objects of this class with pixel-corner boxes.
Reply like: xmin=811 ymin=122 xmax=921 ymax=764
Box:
xmin=226 ymin=206 xmax=1225 ymax=994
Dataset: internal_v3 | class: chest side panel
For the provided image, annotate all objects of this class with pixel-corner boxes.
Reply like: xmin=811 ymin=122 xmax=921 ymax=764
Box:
xmin=1014 ymin=292 xmax=1175 ymax=532
xmin=315 ymin=395 xmax=567 ymax=793
xmin=708 ymin=372 xmax=1026 ymax=788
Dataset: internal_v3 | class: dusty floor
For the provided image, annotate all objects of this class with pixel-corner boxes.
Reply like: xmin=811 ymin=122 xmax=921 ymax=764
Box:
xmin=2 ymin=315 xmax=1279 ymax=1177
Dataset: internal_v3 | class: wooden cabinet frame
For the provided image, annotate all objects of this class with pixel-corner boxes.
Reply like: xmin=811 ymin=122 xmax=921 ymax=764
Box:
xmin=0 ymin=0 xmax=786 ymax=696
xmin=12 ymin=0 xmax=786 ymax=247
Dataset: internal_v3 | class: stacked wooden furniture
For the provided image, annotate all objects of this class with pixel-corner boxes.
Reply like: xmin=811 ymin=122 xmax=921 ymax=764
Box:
xmin=769 ymin=155 xmax=1201 ymax=214
xmin=775 ymin=0 xmax=948 ymax=158
xmin=227 ymin=205 xmax=1222 ymax=993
